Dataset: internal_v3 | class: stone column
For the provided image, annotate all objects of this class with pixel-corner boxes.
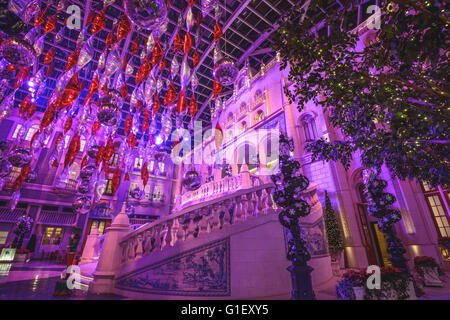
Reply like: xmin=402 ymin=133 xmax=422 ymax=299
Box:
xmin=89 ymin=203 xmax=131 ymax=294
xmin=80 ymin=227 xmax=100 ymax=265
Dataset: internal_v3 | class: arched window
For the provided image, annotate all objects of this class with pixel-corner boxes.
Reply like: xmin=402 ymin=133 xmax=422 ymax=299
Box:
xmin=240 ymin=121 xmax=247 ymax=133
xmin=301 ymin=115 xmax=318 ymax=142
xmin=227 ymin=112 xmax=233 ymax=123
xmin=254 ymin=89 xmax=263 ymax=102
xmin=240 ymin=102 xmax=247 ymax=114
xmin=254 ymin=110 xmax=264 ymax=124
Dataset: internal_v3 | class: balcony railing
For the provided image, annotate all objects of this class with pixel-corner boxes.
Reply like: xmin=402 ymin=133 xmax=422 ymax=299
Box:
xmin=0 ymin=207 xmax=26 ymax=223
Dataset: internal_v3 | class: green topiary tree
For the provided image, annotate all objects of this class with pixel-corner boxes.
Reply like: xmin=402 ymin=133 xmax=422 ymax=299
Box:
xmin=324 ymin=191 xmax=344 ymax=256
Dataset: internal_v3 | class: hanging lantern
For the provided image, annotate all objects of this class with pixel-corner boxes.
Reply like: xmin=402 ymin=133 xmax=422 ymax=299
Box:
xmin=213 ymin=57 xmax=238 ymax=86
xmin=182 ymin=170 xmax=201 ymax=191
xmin=0 ymin=37 xmax=36 ymax=68
xmin=72 ymin=195 xmax=91 ymax=214
xmin=8 ymin=148 xmax=32 ymax=168
xmin=79 ymin=165 xmax=97 ymax=181
xmin=130 ymin=186 xmax=144 ymax=200
xmin=97 ymin=90 xmax=123 ymax=126
xmin=124 ymin=0 xmax=167 ymax=31
xmin=0 ymin=158 xmax=13 ymax=178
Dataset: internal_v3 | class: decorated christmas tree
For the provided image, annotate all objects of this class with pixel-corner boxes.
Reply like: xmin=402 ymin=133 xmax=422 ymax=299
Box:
xmin=324 ymin=190 xmax=344 ymax=256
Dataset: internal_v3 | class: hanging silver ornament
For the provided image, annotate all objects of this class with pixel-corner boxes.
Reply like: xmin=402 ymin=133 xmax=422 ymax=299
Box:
xmin=124 ymin=0 xmax=168 ymax=31
xmin=97 ymin=89 xmax=123 ymax=126
xmin=130 ymin=186 xmax=144 ymax=200
xmin=72 ymin=195 xmax=91 ymax=214
xmin=0 ymin=158 xmax=13 ymax=178
xmin=0 ymin=37 xmax=36 ymax=68
xmin=182 ymin=170 xmax=202 ymax=191
xmin=213 ymin=57 xmax=238 ymax=86
xmin=8 ymin=148 xmax=32 ymax=168
xmin=79 ymin=164 xmax=97 ymax=181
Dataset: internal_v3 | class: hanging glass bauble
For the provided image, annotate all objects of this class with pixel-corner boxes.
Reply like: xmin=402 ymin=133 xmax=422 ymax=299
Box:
xmin=72 ymin=195 xmax=91 ymax=214
xmin=0 ymin=37 xmax=36 ymax=68
xmin=125 ymin=204 xmax=135 ymax=216
xmin=0 ymin=158 xmax=13 ymax=178
xmin=78 ymin=180 xmax=91 ymax=194
xmin=87 ymin=144 xmax=101 ymax=159
xmin=182 ymin=170 xmax=201 ymax=191
xmin=213 ymin=57 xmax=238 ymax=86
xmin=130 ymin=186 xmax=144 ymax=200
xmin=124 ymin=0 xmax=167 ymax=31
xmin=97 ymin=90 xmax=123 ymax=126
xmin=79 ymin=164 xmax=97 ymax=181
xmin=8 ymin=148 xmax=32 ymax=168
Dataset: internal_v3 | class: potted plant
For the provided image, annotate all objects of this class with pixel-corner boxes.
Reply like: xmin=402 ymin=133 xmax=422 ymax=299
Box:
xmin=336 ymin=269 xmax=368 ymax=300
xmin=414 ymin=256 xmax=444 ymax=287
xmin=324 ymin=191 xmax=344 ymax=275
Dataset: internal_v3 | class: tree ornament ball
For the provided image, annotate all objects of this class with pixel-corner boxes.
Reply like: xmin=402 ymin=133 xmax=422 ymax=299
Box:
xmin=79 ymin=165 xmax=97 ymax=181
xmin=0 ymin=37 xmax=36 ymax=68
xmin=72 ymin=196 xmax=91 ymax=214
xmin=0 ymin=158 xmax=13 ymax=178
xmin=124 ymin=0 xmax=167 ymax=31
xmin=213 ymin=58 xmax=239 ymax=86
xmin=8 ymin=148 xmax=32 ymax=168
xmin=97 ymin=90 xmax=123 ymax=126
xmin=182 ymin=170 xmax=202 ymax=191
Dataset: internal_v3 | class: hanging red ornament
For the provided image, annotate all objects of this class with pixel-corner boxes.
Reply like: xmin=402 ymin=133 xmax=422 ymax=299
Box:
xmin=176 ymin=89 xmax=187 ymax=114
xmin=142 ymin=115 xmax=149 ymax=133
xmin=189 ymin=94 xmax=198 ymax=117
xmin=173 ymin=32 xmax=182 ymax=54
xmin=131 ymin=36 xmax=139 ymax=56
xmin=143 ymin=107 xmax=151 ymax=118
xmin=46 ymin=62 xmax=55 ymax=77
xmin=151 ymin=41 xmax=163 ymax=67
xmin=124 ymin=113 xmax=132 ymax=136
xmin=64 ymin=132 xmax=80 ymax=168
xmin=96 ymin=144 xmax=105 ymax=167
xmin=103 ymin=162 xmax=109 ymax=175
xmin=111 ymin=168 xmax=121 ymax=195
xmin=19 ymin=94 xmax=32 ymax=118
xmin=55 ymin=133 xmax=63 ymax=151
xmin=214 ymin=22 xmax=223 ymax=43
xmin=40 ymin=104 xmax=56 ymax=131
xmin=14 ymin=67 xmax=30 ymax=90
xmin=136 ymin=57 xmax=151 ymax=85
xmin=160 ymin=59 xmax=166 ymax=72
xmin=63 ymin=117 xmax=73 ymax=134
xmin=120 ymin=82 xmax=128 ymax=99
xmin=26 ymin=101 xmax=36 ymax=120
xmin=91 ymin=121 xmax=101 ymax=136
xmin=44 ymin=47 xmax=55 ymax=65
xmin=183 ymin=32 xmax=192 ymax=56
xmin=127 ymin=132 xmax=137 ymax=149
xmin=105 ymin=27 xmax=116 ymax=48
xmin=141 ymin=162 xmax=149 ymax=187
xmin=81 ymin=155 xmax=88 ymax=169
xmin=164 ymin=82 xmax=177 ymax=107
xmin=44 ymin=13 xmax=57 ymax=34
xmin=117 ymin=14 xmax=132 ymax=42
xmin=91 ymin=8 xmax=106 ymax=35
xmin=153 ymin=94 xmax=160 ymax=115
xmin=60 ymin=71 xmax=81 ymax=108
xmin=34 ymin=7 xmax=47 ymax=27
xmin=30 ymin=131 xmax=40 ymax=149
xmin=196 ymin=12 xmax=202 ymax=28
xmin=189 ymin=0 xmax=195 ymax=7
xmin=193 ymin=49 xmax=200 ymax=68
xmin=136 ymin=100 xmax=143 ymax=113
xmin=124 ymin=172 xmax=130 ymax=181
xmin=66 ymin=48 xmax=81 ymax=72
xmin=84 ymin=72 xmax=99 ymax=105
xmin=213 ymin=80 xmax=223 ymax=100
xmin=122 ymin=54 xmax=130 ymax=71
xmin=103 ymin=137 xmax=114 ymax=163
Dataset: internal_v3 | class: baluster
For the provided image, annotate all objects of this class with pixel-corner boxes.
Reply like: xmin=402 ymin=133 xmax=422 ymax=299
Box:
xmin=128 ymin=239 xmax=135 ymax=260
xmin=254 ymin=190 xmax=263 ymax=216
xmin=171 ymin=218 xmax=180 ymax=246
xmin=164 ymin=221 xmax=173 ymax=248
xmin=265 ymin=187 xmax=276 ymax=215
xmin=234 ymin=195 xmax=242 ymax=223
xmin=192 ymin=209 xmax=202 ymax=238
xmin=223 ymin=199 xmax=231 ymax=227
xmin=176 ymin=217 xmax=185 ymax=243
xmin=241 ymin=194 xmax=249 ymax=220
xmin=153 ymin=226 xmax=161 ymax=252
xmin=211 ymin=204 xmax=221 ymax=231
xmin=199 ymin=208 xmax=209 ymax=235
xmin=186 ymin=212 xmax=196 ymax=240
xmin=143 ymin=230 xmax=152 ymax=254
xmin=135 ymin=234 xmax=144 ymax=259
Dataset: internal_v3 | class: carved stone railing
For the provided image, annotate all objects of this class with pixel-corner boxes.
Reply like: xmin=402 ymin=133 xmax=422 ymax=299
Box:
xmin=119 ymin=182 xmax=320 ymax=266
xmin=179 ymin=173 xmax=263 ymax=209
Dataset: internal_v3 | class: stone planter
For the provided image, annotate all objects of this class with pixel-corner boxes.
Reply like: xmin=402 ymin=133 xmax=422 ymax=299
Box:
xmin=353 ymin=281 xmax=417 ymax=300
xmin=419 ymin=266 xmax=444 ymax=287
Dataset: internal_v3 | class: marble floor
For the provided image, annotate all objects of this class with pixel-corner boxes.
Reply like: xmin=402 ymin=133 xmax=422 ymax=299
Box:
xmin=0 ymin=261 xmax=448 ymax=300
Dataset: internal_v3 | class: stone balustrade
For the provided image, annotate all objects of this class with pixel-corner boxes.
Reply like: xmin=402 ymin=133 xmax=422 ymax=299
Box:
xmin=119 ymin=181 xmax=320 ymax=266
